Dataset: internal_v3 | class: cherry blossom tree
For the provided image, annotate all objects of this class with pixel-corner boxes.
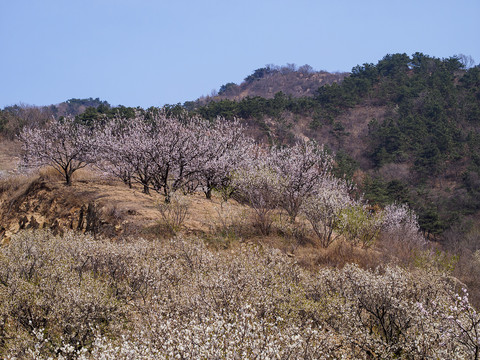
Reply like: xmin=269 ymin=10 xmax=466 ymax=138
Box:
xmin=381 ymin=203 xmax=425 ymax=246
xmin=301 ymin=175 xmax=354 ymax=248
xmin=19 ymin=117 xmax=96 ymax=186
xmin=271 ymin=140 xmax=333 ymax=222
xmin=95 ymin=116 xmax=156 ymax=194
xmin=232 ymin=147 xmax=283 ymax=235
xmin=147 ymin=116 xmax=212 ymax=202
xmin=96 ymin=114 xmax=248 ymax=202
xmin=196 ymin=118 xmax=253 ymax=199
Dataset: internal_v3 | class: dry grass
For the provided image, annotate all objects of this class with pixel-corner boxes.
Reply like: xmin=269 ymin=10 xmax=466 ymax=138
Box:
xmin=0 ymin=139 xmax=452 ymax=282
xmin=0 ymin=137 xmax=22 ymax=176
xmin=0 ymin=167 xmax=424 ymax=273
xmin=37 ymin=166 xmax=65 ymax=182
xmin=0 ymin=173 xmax=34 ymax=195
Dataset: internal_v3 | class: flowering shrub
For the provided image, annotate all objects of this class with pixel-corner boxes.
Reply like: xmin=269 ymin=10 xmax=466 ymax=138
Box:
xmin=316 ymin=264 xmax=456 ymax=358
xmin=381 ymin=203 xmax=425 ymax=247
xmin=300 ymin=175 xmax=353 ymax=248
xmin=0 ymin=230 xmax=479 ymax=359
xmin=270 ymin=140 xmax=333 ymax=221
xmin=443 ymin=288 xmax=480 ymax=359
xmin=0 ymin=231 xmax=124 ymax=357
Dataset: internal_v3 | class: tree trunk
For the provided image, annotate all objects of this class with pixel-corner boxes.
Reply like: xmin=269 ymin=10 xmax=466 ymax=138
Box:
xmin=143 ymin=184 xmax=150 ymax=195
xmin=205 ymin=188 xmax=212 ymax=200
xmin=164 ymin=186 xmax=171 ymax=203
xmin=65 ymin=171 xmax=72 ymax=186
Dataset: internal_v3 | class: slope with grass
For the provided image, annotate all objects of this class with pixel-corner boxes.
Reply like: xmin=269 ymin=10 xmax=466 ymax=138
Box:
xmin=0 ymin=135 xmax=479 ymax=358
xmin=1 ymin=53 xmax=480 ymax=358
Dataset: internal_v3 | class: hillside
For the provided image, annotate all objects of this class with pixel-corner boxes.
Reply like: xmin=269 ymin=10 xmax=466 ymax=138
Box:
xmin=0 ymin=168 xmax=356 ymax=265
xmin=1 ymin=53 xmax=480 ymax=358
xmin=185 ymin=64 xmax=347 ymax=108
xmin=1 ymin=158 xmax=480 ymax=358
xmin=2 ymin=54 xmax=479 ymax=239
xmin=192 ymin=53 xmax=480 ymax=240
xmin=2 ymin=54 xmax=479 ymax=240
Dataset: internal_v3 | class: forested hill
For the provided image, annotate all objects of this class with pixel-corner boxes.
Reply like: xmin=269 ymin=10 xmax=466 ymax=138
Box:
xmin=188 ymin=53 xmax=480 ymax=240
xmin=0 ymin=97 xmax=110 ymax=137
xmin=1 ymin=53 xmax=479 ymax=240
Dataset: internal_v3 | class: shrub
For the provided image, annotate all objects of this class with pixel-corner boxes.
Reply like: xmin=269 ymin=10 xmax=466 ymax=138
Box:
xmin=381 ymin=203 xmax=425 ymax=246
xmin=1 ymin=230 xmax=479 ymax=359
xmin=157 ymin=192 xmax=190 ymax=234
xmin=311 ymin=264 xmax=476 ymax=359
xmin=337 ymin=204 xmax=384 ymax=248
xmin=301 ymin=175 xmax=353 ymax=248
xmin=0 ymin=231 xmax=124 ymax=358
xmin=271 ymin=140 xmax=333 ymax=221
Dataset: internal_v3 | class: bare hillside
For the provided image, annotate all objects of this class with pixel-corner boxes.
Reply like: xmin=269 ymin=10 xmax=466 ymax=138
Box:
xmin=189 ymin=65 xmax=348 ymax=108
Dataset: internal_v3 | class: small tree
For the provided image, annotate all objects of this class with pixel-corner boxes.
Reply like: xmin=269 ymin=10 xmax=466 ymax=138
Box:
xmin=381 ymin=203 xmax=425 ymax=247
xmin=301 ymin=175 xmax=353 ymax=248
xmin=272 ymin=140 xmax=333 ymax=222
xmin=196 ymin=118 xmax=252 ymax=199
xmin=233 ymin=154 xmax=283 ymax=235
xmin=20 ymin=117 xmax=95 ymax=186
xmin=337 ymin=204 xmax=384 ymax=248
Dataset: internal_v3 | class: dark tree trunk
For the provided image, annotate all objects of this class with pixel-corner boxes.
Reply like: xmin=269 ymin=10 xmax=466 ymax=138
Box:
xmin=65 ymin=171 xmax=72 ymax=186
xmin=205 ymin=188 xmax=212 ymax=200
xmin=143 ymin=184 xmax=150 ymax=195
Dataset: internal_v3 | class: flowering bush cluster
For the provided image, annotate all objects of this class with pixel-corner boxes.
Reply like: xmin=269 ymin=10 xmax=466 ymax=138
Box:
xmin=300 ymin=174 xmax=354 ymax=247
xmin=232 ymin=141 xmax=423 ymax=249
xmin=1 ymin=230 xmax=479 ymax=359
xmin=20 ymin=115 xmax=425 ymax=248
xmin=381 ymin=202 xmax=425 ymax=247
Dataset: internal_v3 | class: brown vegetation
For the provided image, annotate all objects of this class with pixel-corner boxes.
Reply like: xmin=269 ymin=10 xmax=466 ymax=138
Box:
xmin=1 ymin=139 xmax=480 ymax=358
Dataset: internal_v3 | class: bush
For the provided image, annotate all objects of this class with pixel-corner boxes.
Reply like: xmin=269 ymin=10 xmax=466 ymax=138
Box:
xmin=1 ymin=230 xmax=479 ymax=359
xmin=232 ymin=162 xmax=283 ymax=235
xmin=316 ymin=264 xmax=462 ymax=358
xmin=381 ymin=203 xmax=425 ymax=247
xmin=337 ymin=205 xmax=384 ymax=248
xmin=0 ymin=231 xmax=124 ymax=358
xmin=157 ymin=192 xmax=190 ymax=234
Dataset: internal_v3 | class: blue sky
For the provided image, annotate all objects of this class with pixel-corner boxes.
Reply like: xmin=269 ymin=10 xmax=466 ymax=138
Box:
xmin=1 ymin=0 xmax=479 ymax=108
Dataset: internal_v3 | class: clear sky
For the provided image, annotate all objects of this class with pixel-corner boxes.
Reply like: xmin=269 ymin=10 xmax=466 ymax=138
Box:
xmin=1 ymin=0 xmax=479 ymax=109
